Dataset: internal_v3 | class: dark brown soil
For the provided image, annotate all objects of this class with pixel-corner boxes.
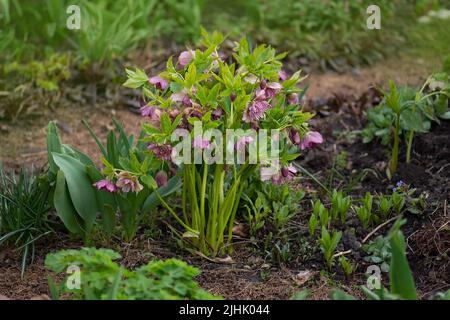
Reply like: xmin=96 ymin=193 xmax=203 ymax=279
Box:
xmin=0 ymin=59 xmax=448 ymax=300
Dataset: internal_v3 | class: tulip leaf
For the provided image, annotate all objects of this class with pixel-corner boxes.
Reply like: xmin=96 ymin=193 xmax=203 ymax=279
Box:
xmin=388 ymin=219 xmax=417 ymax=300
xmin=53 ymin=170 xmax=83 ymax=234
xmin=52 ymin=153 xmax=99 ymax=233
xmin=47 ymin=122 xmax=62 ymax=175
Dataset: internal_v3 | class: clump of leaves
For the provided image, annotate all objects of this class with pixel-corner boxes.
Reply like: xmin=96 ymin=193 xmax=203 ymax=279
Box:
xmin=330 ymin=189 xmax=352 ymax=223
xmin=339 ymin=256 xmax=356 ymax=278
xmin=355 ymin=192 xmax=374 ymax=229
xmin=363 ymin=235 xmax=392 ymax=273
xmin=45 ymin=247 xmax=218 ymax=300
xmin=4 ymin=53 xmax=71 ymax=91
xmin=319 ymin=227 xmax=342 ymax=270
xmin=0 ymin=166 xmax=53 ymax=276
xmin=362 ymin=74 xmax=450 ymax=178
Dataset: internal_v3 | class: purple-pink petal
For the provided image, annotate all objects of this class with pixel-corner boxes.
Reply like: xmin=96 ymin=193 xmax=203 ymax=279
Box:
xmin=178 ymin=50 xmax=195 ymax=67
xmin=193 ymin=136 xmax=210 ymax=149
xmin=149 ymin=76 xmax=168 ymax=90
xmin=299 ymin=131 xmax=324 ymax=150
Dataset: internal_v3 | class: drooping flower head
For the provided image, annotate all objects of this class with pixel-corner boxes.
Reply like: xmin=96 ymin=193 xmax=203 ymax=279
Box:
xmin=149 ymin=76 xmax=168 ymax=90
xmin=243 ymin=100 xmax=271 ymax=123
xmin=140 ymin=105 xmax=162 ymax=123
xmin=289 ymin=128 xmax=301 ymax=145
xmin=278 ymin=70 xmax=288 ymax=81
xmin=265 ymin=82 xmax=283 ymax=99
xmin=288 ymin=93 xmax=299 ymax=105
xmin=155 ymin=170 xmax=168 ymax=188
xmin=115 ymin=172 xmax=143 ymax=193
xmin=299 ymin=131 xmax=324 ymax=150
xmin=254 ymin=82 xmax=283 ymax=100
xmin=148 ymin=143 xmax=173 ymax=161
xmin=272 ymin=164 xmax=297 ymax=185
xmin=93 ymin=179 xmax=117 ymax=193
xmin=178 ymin=50 xmax=195 ymax=67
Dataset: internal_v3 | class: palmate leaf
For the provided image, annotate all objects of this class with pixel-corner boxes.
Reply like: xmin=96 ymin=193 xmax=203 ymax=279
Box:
xmin=52 ymin=153 xmax=99 ymax=233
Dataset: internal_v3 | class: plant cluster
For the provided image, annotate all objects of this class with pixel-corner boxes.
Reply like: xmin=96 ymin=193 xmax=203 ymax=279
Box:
xmin=45 ymin=247 xmax=217 ymax=300
xmin=362 ymin=73 xmax=450 ymax=177
xmin=0 ymin=166 xmax=53 ymax=275
xmin=295 ymin=219 xmax=450 ymax=300
xmin=108 ymin=31 xmax=321 ymax=257
xmin=46 ymin=120 xmax=179 ymax=243
xmin=308 ymin=185 xmax=424 ymax=271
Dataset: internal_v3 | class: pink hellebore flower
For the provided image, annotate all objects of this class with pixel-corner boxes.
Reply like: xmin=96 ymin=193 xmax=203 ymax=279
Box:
xmin=299 ymin=131 xmax=324 ymax=150
xmin=265 ymin=82 xmax=283 ymax=99
xmin=93 ymin=179 xmax=117 ymax=193
xmin=278 ymin=70 xmax=288 ymax=81
xmin=255 ymin=82 xmax=283 ymax=100
xmin=289 ymin=128 xmax=301 ymax=145
xmin=288 ymin=93 xmax=299 ymax=105
xmin=178 ymin=50 xmax=195 ymax=67
xmin=149 ymin=76 xmax=168 ymax=90
xmin=243 ymin=100 xmax=271 ymax=123
xmin=193 ymin=136 xmax=210 ymax=149
xmin=115 ymin=172 xmax=143 ymax=193
xmin=236 ymin=136 xmax=254 ymax=151
xmin=140 ymin=105 xmax=162 ymax=121
xmin=211 ymin=107 xmax=224 ymax=120
xmin=148 ymin=143 xmax=173 ymax=161
xmin=171 ymin=89 xmax=193 ymax=107
xmin=155 ymin=170 xmax=168 ymax=188
xmin=272 ymin=164 xmax=297 ymax=185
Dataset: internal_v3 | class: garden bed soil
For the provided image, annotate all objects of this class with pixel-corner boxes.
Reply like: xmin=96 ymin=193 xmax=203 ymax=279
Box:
xmin=0 ymin=62 xmax=448 ymax=300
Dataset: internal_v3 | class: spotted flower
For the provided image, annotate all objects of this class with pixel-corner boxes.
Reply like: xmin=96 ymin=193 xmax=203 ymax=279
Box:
xmin=115 ymin=172 xmax=143 ymax=193
xmin=140 ymin=105 xmax=162 ymax=123
xmin=243 ymin=100 xmax=271 ymax=123
xmin=149 ymin=76 xmax=168 ymax=90
xmin=148 ymin=143 xmax=173 ymax=161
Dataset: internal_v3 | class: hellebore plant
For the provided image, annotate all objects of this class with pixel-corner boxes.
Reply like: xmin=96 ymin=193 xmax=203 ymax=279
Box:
xmin=117 ymin=30 xmax=322 ymax=257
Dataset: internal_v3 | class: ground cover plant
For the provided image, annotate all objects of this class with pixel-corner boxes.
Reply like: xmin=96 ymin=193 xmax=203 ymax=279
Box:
xmin=0 ymin=1 xmax=450 ymax=304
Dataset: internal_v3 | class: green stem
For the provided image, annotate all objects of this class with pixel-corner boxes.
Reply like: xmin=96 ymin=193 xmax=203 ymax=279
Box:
xmin=406 ymin=130 xmax=414 ymax=164
xmin=154 ymin=190 xmax=195 ymax=233
xmin=390 ymin=116 xmax=400 ymax=177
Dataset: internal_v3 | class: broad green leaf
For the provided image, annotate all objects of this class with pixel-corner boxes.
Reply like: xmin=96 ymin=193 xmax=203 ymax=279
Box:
xmin=52 ymin=153 xmax=99 ymax=233
xmin=53 ymin=170 xmax=83 ymax=234
xmin=47 ymin=122 xmax=62 ymax=174
xmin=389 ymin=219 xmax=417 ymax=300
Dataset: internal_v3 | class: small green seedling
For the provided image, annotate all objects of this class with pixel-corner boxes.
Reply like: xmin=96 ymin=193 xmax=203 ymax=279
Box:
xmin=308 ymin=212 xmax=319 ymax=237
xmin=319 ymin=226 xmax=342 ymax=270
xmin=339 ymin=256 xmax=355 ymax=278
xmin=331 ymin=189 xmax=352 ymax=223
